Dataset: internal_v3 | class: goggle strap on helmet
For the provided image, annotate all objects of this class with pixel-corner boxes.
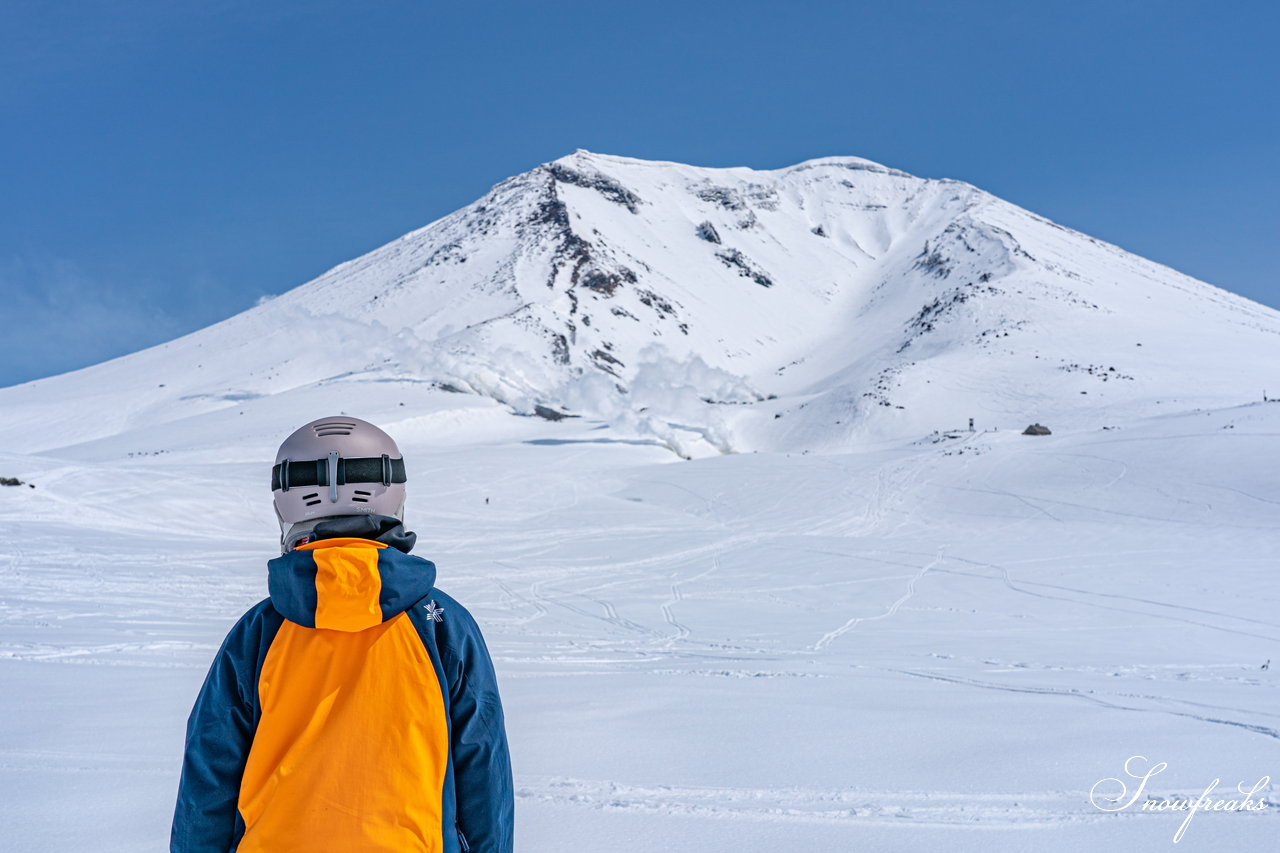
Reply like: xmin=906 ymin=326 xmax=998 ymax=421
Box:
xmin=272 ymin=454 xmax=407 ymax=492
xmin=327 ymin=452 xmax=340 ymax=503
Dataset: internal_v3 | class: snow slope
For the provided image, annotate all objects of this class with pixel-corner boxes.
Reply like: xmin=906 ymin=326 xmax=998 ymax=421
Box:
xmin=3 ymin=150 xmax=1277 ymax=458
xmin=1 ymin=152 xmax=1278 ymax=851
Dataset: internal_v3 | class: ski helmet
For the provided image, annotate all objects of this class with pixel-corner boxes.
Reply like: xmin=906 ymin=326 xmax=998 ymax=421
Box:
xmin=271 ymin=416 xmax=408 ymax=536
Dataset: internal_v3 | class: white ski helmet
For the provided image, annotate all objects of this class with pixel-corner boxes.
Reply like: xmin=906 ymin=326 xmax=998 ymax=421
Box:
xmin=272 ymin=416 xmax=408 ymax=531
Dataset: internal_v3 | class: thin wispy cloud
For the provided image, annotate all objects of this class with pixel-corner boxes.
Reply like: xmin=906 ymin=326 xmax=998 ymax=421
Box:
xmin=0 ymin=255 xmax=186 ymax=386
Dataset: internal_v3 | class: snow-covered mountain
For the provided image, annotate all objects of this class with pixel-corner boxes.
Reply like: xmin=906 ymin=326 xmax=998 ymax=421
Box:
xmin=3 ymin=150 xmax=1278 ymax=457
xmin=5 ymin=152 xmax=1280 ymax=853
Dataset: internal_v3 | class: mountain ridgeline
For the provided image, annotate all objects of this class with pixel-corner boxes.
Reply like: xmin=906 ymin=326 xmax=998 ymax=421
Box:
xmin=4 ymin=151 xmax=1279 ymax=457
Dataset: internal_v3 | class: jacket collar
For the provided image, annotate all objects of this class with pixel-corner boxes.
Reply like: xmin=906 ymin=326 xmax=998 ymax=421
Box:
xmin=267 ymin=536 xmax=437 ymax=630
xmin=286 ymin=514 xmax=418 ymax=554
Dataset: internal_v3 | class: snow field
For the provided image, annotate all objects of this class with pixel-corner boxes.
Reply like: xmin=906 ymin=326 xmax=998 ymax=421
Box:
xmin=2 ymin=396 xmax=1277 ymax=851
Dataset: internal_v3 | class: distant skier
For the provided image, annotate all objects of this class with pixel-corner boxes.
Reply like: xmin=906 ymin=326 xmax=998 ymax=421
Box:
xmin=171 ymin=416 xmax=513 ymax=852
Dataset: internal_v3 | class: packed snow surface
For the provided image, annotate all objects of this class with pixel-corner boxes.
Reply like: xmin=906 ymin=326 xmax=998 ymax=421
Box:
xmin=1 ymin=152 xmax=1278 ymax=851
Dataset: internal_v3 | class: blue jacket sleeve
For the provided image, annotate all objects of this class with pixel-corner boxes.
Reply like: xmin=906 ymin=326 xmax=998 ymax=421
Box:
xmin=439 ymin=598 xmax=514 ymax=853
xmin=171 ymin=600 xmax=282 ymax=853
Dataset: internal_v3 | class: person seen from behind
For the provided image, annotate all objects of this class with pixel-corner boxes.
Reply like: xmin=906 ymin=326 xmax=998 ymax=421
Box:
xmin=171 ymin=415 xmax=513 ymax=852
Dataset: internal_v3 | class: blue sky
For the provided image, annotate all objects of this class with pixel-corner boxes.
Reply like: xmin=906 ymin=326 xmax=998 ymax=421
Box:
xmin=2 ymin=0 xmax=1276 ymax=388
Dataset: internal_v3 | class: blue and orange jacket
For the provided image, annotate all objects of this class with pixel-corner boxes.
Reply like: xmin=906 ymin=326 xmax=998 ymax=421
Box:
xmin=171 ymin=537 xmax=513 ymax=852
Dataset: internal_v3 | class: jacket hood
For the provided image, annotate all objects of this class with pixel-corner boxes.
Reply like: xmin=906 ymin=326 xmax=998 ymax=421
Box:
xmin=267 ymin=538 xmax=437 ymax=631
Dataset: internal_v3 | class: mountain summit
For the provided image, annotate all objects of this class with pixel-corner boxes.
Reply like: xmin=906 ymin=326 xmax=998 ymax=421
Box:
xmin=5 ymin=151 xmax=1279 ymax=456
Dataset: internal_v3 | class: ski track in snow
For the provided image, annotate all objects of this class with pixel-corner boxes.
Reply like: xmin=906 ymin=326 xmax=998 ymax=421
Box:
xmin=811 ymin=548 xmax=946 ymax=651
xmin=878 ymin=666 xmax=1280 ymax=742
xmin=514 ymin=776 xmax=1280 ymax=829
xmin=933 ymin=562 xmax=1280 ymax=644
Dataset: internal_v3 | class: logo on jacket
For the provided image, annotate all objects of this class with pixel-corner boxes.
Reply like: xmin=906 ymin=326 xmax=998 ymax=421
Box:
xmin=423 ymin=600 xmax=444 ymax=622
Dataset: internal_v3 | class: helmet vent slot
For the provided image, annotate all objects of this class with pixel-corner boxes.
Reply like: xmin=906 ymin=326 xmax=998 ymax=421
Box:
xmin=351 ymin=496 xmax=368 ymax=503
xmin=304 ymin=499 xmax=322 ymax=507
xmin=353 ymin=489 xmax=372 ymax=496
xmin=312 ymin=420 xmax=357 ymax=436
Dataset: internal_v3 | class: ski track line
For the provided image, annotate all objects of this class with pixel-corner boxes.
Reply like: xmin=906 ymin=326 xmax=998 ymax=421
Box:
xmin=491 ymin=575 xmax=549 ymax=626
xmin=490 ymin=530 xmax=767 ymax=581
xmin=811 ymin=548 xmax=945 ymax=651
xmin=659 ymin=579 xmax=691 ymax=646
xmin=946 ymin=484 xmax=1065 ymax=523
xmin=933 ymin=563 xmax=1280 ymax=644
xmin=938 ymin=655 xmax=1280 ymax=715
xmin=0 ymin=749 xmax=174 ymax=775
xmin=513 ymin=776 xmax=1154 ymax=828
xmin=539 ymin=583 xmax=664 ymax=640
xmin=813 ymin=455 xmax=933 ymax=539
xmin=947 ymin=483 xmax=1274 ymax=531
xmin=882 ymin=667 xmax=1280 ymax=741
xmin=655 ymin=560 xmax=720 ymax=648
xmin=1194 ymin=481 xmax=1280 ymax=507
xmin=944 ymin=552 xmax=1280 ymax=629
xmin=627 ymin=478 xmax=730 ymax=528
xmin=1046 ymin=450 xmax=1130 ymax=491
